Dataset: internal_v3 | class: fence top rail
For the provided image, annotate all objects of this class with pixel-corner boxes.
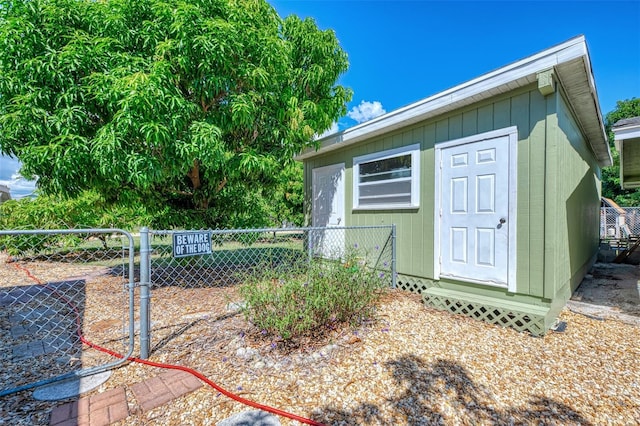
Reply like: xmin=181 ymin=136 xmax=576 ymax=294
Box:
xmin=0 ymin=228 xmax=134 ymax=237
xmin=150 ymin=225 xmax=396 ymax=235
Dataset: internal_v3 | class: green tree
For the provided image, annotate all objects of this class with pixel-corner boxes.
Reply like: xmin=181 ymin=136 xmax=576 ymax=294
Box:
xmin=0 ymin=189 xmax=154 ymax=230
xmin=265 ymin=161 xmax=304 ymax=227
xmin=0 ymin=0 xmax=351 ymax=228
xmin=602 ymin=98 xmax=640 ymax=206
xmin=0 ymin=189 xmax=157 ymax=253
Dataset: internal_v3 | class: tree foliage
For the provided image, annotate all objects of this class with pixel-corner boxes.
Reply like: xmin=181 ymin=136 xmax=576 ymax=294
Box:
xmin=0 ymin=190 xmax=154 ymax=230
xmin=0 ymin=0 xmax=350 ymax=228
xmin=602 ymin=98 xmax=640 ymax=206
xmin=0 ymin=189 xmax=156 ymax=253
xmin=267 ymin=161 xmax=304 ymax=226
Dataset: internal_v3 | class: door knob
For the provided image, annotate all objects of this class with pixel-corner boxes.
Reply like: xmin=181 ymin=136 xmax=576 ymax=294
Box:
xmin=499 ymin=218 xmax=506 ymax=224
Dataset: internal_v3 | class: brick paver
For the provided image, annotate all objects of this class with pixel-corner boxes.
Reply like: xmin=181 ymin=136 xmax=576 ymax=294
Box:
xmin=49 ymin=387 xmax=128 ymax=426
xmin=48 ymin=370 xmax=203 ymax=425
xmin=130 ymin=369 xmax=203 ymax=412
xmin=12 ymin=335 xmax=74 ymax=360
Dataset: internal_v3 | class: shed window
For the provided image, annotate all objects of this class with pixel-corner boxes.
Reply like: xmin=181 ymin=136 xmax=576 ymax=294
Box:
xmin=353 ymin=144 xmax=420 ymax=209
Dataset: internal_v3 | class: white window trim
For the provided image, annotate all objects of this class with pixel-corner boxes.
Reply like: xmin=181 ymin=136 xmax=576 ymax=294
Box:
xmin=353 ymin=143 xmax=420 ymax=210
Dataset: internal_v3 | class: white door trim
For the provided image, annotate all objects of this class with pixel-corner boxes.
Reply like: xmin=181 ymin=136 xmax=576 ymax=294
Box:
xmin=434 ymin=126 xmax=518 ymax=292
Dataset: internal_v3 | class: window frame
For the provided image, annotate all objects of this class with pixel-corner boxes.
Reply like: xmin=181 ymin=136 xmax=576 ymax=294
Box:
xmin=352 ymin=143 xmax=421 ymax=210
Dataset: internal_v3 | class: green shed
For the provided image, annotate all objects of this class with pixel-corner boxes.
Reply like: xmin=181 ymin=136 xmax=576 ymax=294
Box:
xmin=296 ymin=36 xmax=612 ymax=335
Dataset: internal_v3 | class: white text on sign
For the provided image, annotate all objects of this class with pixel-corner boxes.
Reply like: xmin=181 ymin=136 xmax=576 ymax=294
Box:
xmin=172 ymin=232 xmax=212 ymax=258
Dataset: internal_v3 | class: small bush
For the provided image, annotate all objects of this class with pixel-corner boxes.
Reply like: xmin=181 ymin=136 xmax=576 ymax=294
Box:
xmin=238 ymin=249 xmax=387 ymax=340
xmin=0 ymin=190 xmax=153 ymax=255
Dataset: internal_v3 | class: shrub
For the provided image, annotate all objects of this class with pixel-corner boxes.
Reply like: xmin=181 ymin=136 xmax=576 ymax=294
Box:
xmin=0 ymin=190 xmax=153 ymax=255
xmin=238 ymin=249 xmax=386 ymax=340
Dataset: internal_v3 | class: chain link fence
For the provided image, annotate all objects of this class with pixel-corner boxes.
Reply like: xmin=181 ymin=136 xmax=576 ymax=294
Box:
xmin=600 ymin=207 xmax=640 ymax=240
xmin=0 ymin=225 xmax=394 ymax=394
xmin=142 ymin=226 xmax=395 ymax=360
xmin=0 ymin=229 xmax=135 ymax=397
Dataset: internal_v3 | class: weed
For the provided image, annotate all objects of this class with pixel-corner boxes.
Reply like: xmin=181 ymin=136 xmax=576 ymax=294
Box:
xmin=239 ymin=248 xmax=386 ymax=340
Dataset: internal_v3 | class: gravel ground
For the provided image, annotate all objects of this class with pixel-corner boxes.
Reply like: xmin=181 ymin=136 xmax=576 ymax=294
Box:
xmin=1 ymin=254 xmax=639 ymax=425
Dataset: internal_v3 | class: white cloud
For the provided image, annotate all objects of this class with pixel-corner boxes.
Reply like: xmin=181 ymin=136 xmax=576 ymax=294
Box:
xmin=315 ymin=121 xmax=340 ymax=140
xmin=347 ymin=100 xmax=386 ymax=124
xmin=0 ymin=155 xmax=37 ymax=199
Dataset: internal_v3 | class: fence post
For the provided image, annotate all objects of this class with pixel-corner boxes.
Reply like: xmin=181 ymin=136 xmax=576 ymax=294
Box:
xmin=139 ymin=227 xmax=151 ymax=359
xmin=391 ymin=224 xmax=397 ymax=288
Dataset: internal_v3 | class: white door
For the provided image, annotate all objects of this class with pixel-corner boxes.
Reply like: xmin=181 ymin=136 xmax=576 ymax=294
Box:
xmin=312 ymin=163 xmax=345 ymax=258
xmin=436 ymin=128 xmax=517 ymax=289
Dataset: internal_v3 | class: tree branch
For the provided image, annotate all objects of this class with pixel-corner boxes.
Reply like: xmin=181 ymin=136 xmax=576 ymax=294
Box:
xmin=216 ymin=177 xmax=227 ymax=193
xmin=186 ymin=159 xmax=201 ymax=190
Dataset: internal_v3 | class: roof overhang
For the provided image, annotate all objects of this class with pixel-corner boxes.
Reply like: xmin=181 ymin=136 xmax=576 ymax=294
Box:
xmin=297 ymin=35 xmax=612 ymax=167
xmin=613 ymin=117 xmax=640 ymax=189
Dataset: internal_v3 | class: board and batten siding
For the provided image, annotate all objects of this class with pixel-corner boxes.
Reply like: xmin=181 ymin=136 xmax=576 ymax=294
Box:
xmin=304 ymin=83 xmax=598 ymax=303
xmin=543 ymin=92 xmax=601 ymax=308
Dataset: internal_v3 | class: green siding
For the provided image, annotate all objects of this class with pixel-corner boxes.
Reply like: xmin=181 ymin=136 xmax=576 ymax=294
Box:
xmin=493 ymin=98 xmax=511 ymax=129
xmin=302 ymin=83 xmax=602 ymax=319
xmin=543 ymin=94 xmax=559 ymax=300
xmin=524 ymin=90 xmax=547 ymax=298
xmin=449 ymin=114 xmax=463 ymax=140
xmin=462 ymin=110 xmax=478 ymax=137
xmin=477 ymin=104 xmax=494 ymax=133
xmin=544 ymin=93 xmax=601 ymax=303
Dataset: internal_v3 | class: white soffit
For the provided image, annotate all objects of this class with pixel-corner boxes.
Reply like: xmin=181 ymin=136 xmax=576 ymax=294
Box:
xmin=297 ymin=35 xmax=611 ymax=167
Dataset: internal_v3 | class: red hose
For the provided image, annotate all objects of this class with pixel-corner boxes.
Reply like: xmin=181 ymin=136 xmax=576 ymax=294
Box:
xmin=10 ymin=260 xmax=325 ymax=426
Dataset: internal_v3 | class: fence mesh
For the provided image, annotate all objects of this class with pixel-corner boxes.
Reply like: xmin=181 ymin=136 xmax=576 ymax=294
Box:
xmin=0 ymin=230 xmax=134 ymax=395
xmin=600 ymin=207 xmax=640 ymax=240
xmin=145 ymin=226 xmax=394 ymax=363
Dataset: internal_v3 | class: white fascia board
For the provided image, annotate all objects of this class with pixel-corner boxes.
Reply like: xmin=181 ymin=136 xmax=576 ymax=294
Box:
xmin=613 ymin=123 xmax=640 ymax=154
xmin=613 ymin=126 xmax=640 ymax=141
xmin=296 ymin=36 xmax=589 ymax=161
xmin=578 ymin=41 xmax=611 ymax=166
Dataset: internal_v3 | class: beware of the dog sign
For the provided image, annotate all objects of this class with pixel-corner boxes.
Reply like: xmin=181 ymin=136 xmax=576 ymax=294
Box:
xmin=172 ymin=231 xmax=212 ymax=258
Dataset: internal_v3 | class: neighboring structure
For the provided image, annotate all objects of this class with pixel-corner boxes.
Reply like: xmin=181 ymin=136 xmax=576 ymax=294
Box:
xmin=612 ymin=116 xmax=640 ymax=189
xmin=297 ymin=36 xmax=611 ymax=335
xmin=601 ymin=197 xmax=629 ymax=239
xmin=0 ymin=184 xmax=10 ymax=204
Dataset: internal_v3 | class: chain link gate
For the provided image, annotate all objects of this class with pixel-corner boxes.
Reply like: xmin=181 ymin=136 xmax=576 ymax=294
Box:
xmin=0 ymin=225 xmax=396 ymax=394
xmin=0 ymin=229 xmax=135 ymax=397
xmin=139 ymin=226 xmax=396 ymax=361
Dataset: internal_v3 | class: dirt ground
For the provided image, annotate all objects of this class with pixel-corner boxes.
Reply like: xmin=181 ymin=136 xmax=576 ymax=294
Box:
xmin=569 ymin=259 xmax=640 ymax=327
xmin=2 ymin=251 xmax=640 ymax=425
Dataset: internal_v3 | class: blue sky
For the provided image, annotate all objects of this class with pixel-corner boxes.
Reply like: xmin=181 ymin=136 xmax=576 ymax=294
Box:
xmin=270 ymin=0 xmax=640 ymax=131
xmin=1 ymin=0 xmax=639 ymax=198
xmin=0 ymin=154 xmax=35 ymax=199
